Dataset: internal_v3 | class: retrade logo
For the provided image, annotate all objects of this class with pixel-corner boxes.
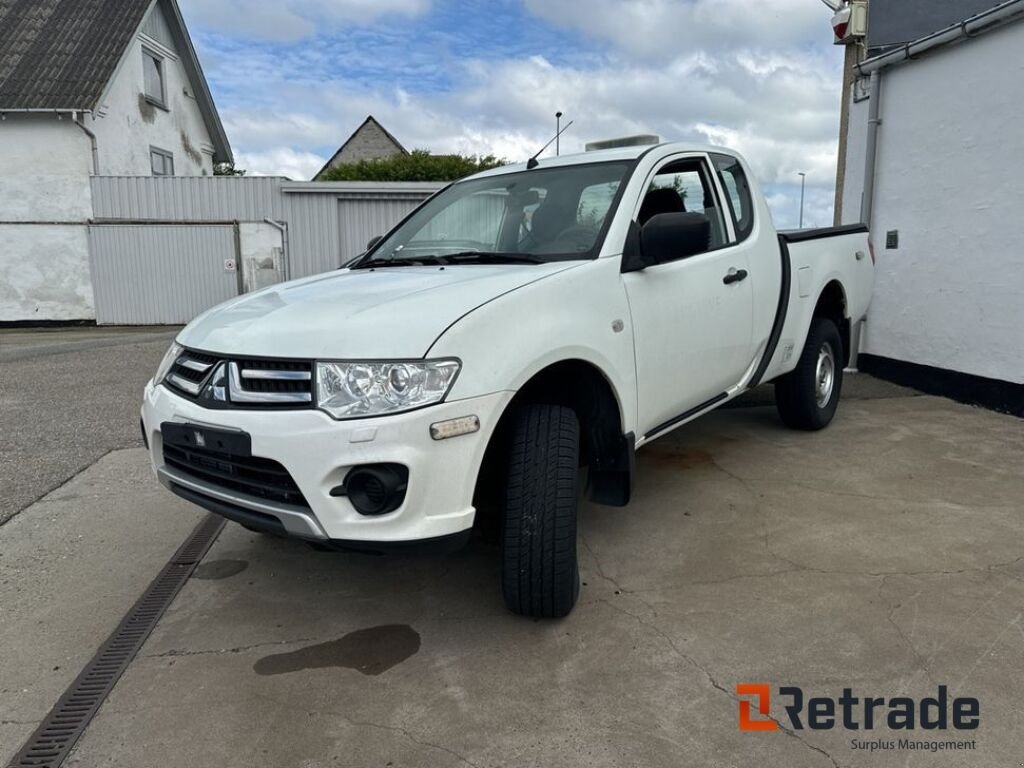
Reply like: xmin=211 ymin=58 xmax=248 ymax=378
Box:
xmin=737 ymin=684 xmax=778 ymax=731
xmin=736 ymin=684 xmax=979 ymax=732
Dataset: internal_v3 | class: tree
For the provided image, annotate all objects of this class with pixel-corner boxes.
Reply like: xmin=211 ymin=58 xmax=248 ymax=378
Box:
xmin=319 ymin=149 xmax=506 ymax=182
xmin=214 ymin=162 xmax=246 ymax=176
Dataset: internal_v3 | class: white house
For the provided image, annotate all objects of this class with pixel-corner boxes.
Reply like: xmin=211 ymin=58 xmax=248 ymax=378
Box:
xmin=0 ymin=0 xmax=231 ymax=322
xmin=834 ymin=0 xmax=1024 ymax=415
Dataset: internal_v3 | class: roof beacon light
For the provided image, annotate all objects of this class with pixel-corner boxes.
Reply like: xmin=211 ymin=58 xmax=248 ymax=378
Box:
xmin=585 ymin=135 xmax=660 ymax=152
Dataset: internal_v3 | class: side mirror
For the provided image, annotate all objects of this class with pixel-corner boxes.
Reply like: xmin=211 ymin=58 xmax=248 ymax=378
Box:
xmin=624 ymin=212 xmax=710 ymax=272
xmin=366 ymin=235 xmax=383 ymax=251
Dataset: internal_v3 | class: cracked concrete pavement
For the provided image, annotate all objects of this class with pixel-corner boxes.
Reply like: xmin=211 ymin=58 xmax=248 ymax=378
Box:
xmin=2 ymin=361 xmax=1021 ymax=767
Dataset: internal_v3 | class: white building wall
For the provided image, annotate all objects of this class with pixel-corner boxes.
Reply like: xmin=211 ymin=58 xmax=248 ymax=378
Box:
xmin=0 ymin=116 xmax=95 ymax=320
xmin=845 ymin=21 xmax=1024 ymax=384
xmin=88 ymin=4 xmax=215 ymax=176
xmin=0 ymin=3 xmax=217 ymax=321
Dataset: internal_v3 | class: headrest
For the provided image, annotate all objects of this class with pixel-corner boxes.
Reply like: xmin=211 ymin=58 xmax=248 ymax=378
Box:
xmin=638 ymin=187 xmax=686 ymax=225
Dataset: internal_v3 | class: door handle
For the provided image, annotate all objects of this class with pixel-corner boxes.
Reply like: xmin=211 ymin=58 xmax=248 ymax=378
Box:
xmin=723 ymin=268 xmax=748 ymax=285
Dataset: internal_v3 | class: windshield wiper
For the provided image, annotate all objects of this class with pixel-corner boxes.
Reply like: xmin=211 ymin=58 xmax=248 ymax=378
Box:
xmin=353 ymin=251 xmax=544 ymax=269
xmin=441 ymin=251 xmax=545 ymax=264
xmin=353 ymin=255 xmax=450 ymax=269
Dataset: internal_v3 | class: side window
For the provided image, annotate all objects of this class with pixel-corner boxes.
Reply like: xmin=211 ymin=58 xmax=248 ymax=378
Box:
xmin=142 ymin=49 xmax=166 ymax=106
xmin=639 ymin=158 xmax=729 ymax=255
xmin=712 ymin=153 xmax=755 ymax=242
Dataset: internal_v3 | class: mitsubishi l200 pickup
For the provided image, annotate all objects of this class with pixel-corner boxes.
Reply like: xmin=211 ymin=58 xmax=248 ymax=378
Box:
xmin=142 ymin=141 xmax=874 ymax=617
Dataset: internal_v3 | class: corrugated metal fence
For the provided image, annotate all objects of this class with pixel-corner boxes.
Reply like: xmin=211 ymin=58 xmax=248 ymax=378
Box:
xmin=88 ymin=177 xmax=442 ymax=324
xmin=89 ymin=224 xmax=239 ymax=324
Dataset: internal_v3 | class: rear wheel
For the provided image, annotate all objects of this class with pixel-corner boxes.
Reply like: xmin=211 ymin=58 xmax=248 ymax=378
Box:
xmin=774 ymin=317 xmax=844 ymax=430
xmin=501 ymin=404 xmax=581 ymax=618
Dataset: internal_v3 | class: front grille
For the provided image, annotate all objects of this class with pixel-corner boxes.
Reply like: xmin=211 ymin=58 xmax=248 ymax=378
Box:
xmin=163 ymin=442 xmax=309 ymax=508
xmin=236 ymin=359 xmax=312 ymax=395
xmin=164 ymin=349 xmax=313 ymax=408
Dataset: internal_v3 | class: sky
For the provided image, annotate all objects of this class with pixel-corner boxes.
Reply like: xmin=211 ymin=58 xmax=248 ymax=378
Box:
xmin=179 ymin=0 xmax=846 ymax=229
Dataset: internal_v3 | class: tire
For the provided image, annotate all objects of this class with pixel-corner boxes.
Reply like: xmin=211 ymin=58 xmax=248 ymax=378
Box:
xmin=774 ymin=317 xmax=844 ymax=431
xmin=501 ymin=404 xmax=581 ymax=618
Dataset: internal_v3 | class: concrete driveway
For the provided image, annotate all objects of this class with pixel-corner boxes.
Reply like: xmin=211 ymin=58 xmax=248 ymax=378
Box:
xmin=1 ymin=329 xmax=1022 ymax=767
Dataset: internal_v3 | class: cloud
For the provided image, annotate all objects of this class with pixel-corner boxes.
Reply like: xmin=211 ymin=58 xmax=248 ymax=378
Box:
xmin=181 ymin=0 xmax=430 ymax=41
xmin=190 ymin=0 xmax=843 ymax=226
xmin=234 ymin=147 xmax=327 ymax=179
xmin=522 ymin=0 xmax=828 ymax=59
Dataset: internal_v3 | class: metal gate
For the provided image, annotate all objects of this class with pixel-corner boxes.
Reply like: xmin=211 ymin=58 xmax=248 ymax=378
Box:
xmin=88 ymin=224 xmax=240 ymax=325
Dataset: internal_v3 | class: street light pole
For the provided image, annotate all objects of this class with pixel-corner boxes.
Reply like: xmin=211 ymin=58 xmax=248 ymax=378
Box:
xmin=798 ymin=172 xmax=807 ymax=229
xmin=556 ymin=111 xmax=563 ymax=156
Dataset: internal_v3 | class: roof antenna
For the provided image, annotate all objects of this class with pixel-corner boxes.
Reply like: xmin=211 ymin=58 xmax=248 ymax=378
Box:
xmin=526 ymin=120 xmax=574 ymax=169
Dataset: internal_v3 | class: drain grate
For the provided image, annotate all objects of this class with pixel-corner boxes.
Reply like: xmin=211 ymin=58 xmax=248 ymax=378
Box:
xmin=8 ymin=514 xmax=225 ymax=768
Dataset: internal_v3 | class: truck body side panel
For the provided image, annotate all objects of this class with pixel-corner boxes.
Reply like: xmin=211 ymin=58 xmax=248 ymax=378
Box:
xmin=758 ymin=229 xmax=874 ymax=384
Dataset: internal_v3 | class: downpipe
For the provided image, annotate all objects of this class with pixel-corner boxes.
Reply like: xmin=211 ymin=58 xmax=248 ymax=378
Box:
xmin=859 ymin=69 xmax=881 ymax=228
xmin=73 ymin=111 xmax=99 ymax=175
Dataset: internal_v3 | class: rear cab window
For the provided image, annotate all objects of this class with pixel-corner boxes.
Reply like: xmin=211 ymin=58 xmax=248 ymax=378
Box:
xmin=711 ymin=153 xmax=755 ymax=242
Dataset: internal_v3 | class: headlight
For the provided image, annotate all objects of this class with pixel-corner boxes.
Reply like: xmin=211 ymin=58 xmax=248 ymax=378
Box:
xmin=154 ymin=342 xmax=183 ymax=384
xmin=316 ymin=359 xmax=460 ymax=419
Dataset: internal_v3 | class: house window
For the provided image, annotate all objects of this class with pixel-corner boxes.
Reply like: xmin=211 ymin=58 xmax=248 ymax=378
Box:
xmin=150 ymin=147 xmax=174 ymax=176
xmin=143 ymin=49 xmax=165 ymax=105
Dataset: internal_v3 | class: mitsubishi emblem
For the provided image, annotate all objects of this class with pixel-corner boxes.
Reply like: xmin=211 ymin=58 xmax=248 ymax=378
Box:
xmin=194 ymin=431 xmax=206 ymax=447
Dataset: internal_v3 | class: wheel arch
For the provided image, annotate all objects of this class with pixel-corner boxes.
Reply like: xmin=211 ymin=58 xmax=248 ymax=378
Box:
xmin=472 ymin=359 xmax=634 ymax=525
xmin=813 ymin=279 xmax=851 ymax=367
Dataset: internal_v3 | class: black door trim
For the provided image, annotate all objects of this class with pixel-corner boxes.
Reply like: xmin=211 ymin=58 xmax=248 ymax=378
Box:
xmin=748 ymin=235 xmax=792 ymax=388
xmin=643 ymin=392 xmax=728 ymax=440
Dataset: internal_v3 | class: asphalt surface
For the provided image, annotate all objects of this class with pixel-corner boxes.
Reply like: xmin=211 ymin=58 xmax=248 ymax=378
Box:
xmin=0 ymin=326 xmax=179 ymax=524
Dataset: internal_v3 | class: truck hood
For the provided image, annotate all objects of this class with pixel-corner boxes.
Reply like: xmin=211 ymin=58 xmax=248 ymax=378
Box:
xmin=178 ymin=263 xmax=580 ymax=359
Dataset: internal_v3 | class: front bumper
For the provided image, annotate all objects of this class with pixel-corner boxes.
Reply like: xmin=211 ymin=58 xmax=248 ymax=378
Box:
xmin=141 ymin=381 xmax=512 ymax=546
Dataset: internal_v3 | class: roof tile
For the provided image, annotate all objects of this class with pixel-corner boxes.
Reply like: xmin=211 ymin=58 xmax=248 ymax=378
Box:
xmin=0 ymin=0 xmax=151 ymax=109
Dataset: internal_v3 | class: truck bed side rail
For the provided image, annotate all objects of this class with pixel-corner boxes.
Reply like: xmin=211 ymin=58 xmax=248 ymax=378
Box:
xmin=778 ymin=223 xmax=868 ymax=244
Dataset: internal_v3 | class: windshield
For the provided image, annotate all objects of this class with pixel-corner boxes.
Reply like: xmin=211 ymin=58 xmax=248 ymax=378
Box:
xmin=353 ymin=161 xmax=633 ymax=266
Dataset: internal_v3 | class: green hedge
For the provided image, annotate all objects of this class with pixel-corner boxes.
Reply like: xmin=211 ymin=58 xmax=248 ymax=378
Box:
xmin=319 ymin=149 xmax=507 ymax=182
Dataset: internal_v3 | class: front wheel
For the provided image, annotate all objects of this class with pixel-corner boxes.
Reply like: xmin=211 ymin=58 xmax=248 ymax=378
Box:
xmin=501 ymin=404 xmax=581 ymax=618
xmin=774 ymin=317 xmax=844 ymax=430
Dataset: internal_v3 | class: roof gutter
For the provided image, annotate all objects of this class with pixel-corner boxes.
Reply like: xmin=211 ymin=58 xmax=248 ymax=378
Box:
xmin=857 ymin=0 xmax=1024 ymax=75
xmin=0 ymin=108 xmax=90 ymax=113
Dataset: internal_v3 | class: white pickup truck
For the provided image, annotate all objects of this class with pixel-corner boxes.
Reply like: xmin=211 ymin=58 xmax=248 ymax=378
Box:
xmin=142 ymin=140 xmax=873 ymax=618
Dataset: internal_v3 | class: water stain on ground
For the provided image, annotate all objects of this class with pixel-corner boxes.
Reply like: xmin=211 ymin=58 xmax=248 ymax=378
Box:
xmin=254 ymin=624 xmax=420 ymax=677
xmin=643 ymin=446 xmax=716 ymax=470
xmin=642 ymin=434 xmax=739 ymax=470
xmin=193 ymin=559 xmax=249 ymax=580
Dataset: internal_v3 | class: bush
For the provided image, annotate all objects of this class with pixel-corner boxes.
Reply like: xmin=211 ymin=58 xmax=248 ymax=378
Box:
xmin=319 ymin=149 xmax=506 ymax=182
xmin=213 ymin=162 xmax=246 ymax=176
